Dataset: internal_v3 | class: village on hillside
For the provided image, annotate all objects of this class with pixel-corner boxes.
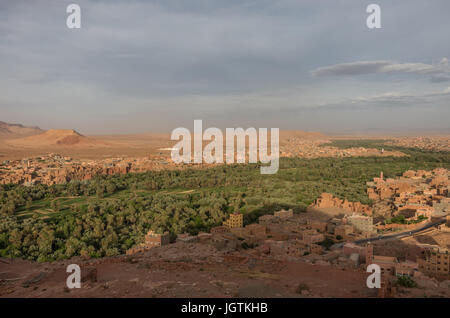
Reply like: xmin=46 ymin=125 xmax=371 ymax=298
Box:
xmin=122 ymin=168 xmax=450 ymax=298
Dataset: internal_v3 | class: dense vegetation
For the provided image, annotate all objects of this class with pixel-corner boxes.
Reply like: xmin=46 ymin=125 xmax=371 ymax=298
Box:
xmin=0 ymin=141 xmax=449 ymax=262
xmin=386 ymin=214 xmax=428 ymax=225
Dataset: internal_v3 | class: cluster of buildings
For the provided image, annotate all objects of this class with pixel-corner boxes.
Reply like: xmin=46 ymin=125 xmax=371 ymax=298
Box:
xmin=342 ymin=240 xmax=450 ymax=297
xmin=367 ymin=169 xmax=450 ymax=230
xmin=126 ymin=209 xmax=325 ymax=258
xmin=125 ymin=207 xmax=376 ymax=261
xmin=0 ymin=153 xmax=175 ymax=186
xmin=307 ymin=193 xmax=377 ymax=238
xmin=387 ymin=136 xmax=450 ymax=152
xmin=341 ymin=243 xmax=417 ymax=277
xmin=280 ymin=138 xmax=404 ymax=159
xmin=312 ymin=192 xmax=373 ymax=215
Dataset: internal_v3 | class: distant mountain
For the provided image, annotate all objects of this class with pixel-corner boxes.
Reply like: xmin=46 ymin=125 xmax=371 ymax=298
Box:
xmin=6 ymin=129 xmax=107 ymax=147
xmin=0 ymin=121 xmax=43 ymax=139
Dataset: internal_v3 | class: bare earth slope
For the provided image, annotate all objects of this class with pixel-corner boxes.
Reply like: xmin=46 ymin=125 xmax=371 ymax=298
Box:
xmin=6 ymin=129 xmax=108 ymax=148
xmin=0 ymin=243 xmax=372 ymax=298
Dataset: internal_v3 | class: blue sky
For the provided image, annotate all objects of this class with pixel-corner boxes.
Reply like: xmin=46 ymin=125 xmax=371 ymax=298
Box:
xmin=0 ymin=0 xmax=449 ymax=134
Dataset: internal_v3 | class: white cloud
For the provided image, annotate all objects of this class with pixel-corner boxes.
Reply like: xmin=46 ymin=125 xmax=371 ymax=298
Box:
xmin=311 ymin=58 xmax=450 ymax=81
xmin=305 ymin=89 xmax=450 ymax=111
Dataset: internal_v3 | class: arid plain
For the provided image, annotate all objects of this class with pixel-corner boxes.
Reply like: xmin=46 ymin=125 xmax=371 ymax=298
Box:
xmin=1 ymin=121 xmax=439 ymax=162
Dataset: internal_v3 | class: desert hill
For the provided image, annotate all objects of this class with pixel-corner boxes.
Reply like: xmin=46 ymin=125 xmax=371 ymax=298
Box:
xmin=0 ymin=127 xmax=331 ymax=160
xmin=0 ymin=121 xmax=43 ymax=139
xmin=6 ymin=129 xmax=107 ymax=147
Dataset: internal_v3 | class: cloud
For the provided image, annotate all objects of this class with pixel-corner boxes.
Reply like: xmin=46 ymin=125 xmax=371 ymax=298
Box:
xmin=304 ymin=89 xmax=450 ymax=111
xmin=1 ymin=0 xmax=450 ymax=133
xmin=431 ymin=74 xmax=450 ymax=82
xmin=311 ymin=61 xmax=391 ymax=76
xmin=310 ymin=58 xmax=450 ymax=81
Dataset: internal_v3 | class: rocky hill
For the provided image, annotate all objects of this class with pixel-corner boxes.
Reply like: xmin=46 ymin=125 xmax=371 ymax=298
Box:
xmin=6 ymin=129 xmax=106 ymax=147
xmin=0 ymin=121 xmax=43 ymax=139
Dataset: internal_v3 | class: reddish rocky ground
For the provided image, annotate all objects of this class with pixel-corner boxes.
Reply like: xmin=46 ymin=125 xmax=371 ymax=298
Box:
xmin=2 ymin=241 xmax=449 ymax=298
xmin=1 ymin=242 xmax=376 ymax=298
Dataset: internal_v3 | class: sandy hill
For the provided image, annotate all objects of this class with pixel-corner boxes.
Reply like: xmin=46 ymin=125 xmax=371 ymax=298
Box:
xmin=7 ymin=129 xmax=107 ymax=147
xmin=0 ymin=121 xmax=43 ymax=139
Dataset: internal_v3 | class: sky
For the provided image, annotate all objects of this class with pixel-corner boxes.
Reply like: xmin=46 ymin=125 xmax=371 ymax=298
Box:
xmin=0 ymin=0 xmax=449 ymax=135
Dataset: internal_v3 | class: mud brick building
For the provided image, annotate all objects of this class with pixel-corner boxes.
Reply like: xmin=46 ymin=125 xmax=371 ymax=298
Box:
xmin=223 ymin=212 xmax=244 ymax=229
xmin=230 ymin=227 xmax=247 ymax=237
xmin=302 ymin=230 xmax=324 ymax=245
xmin=144 ymin=230 xmax=170 ymax=247
xmin=311 ymin=192 xmax=372 ymax=215
xmin=346 ymin=214 xmax=375 ymax=234
xmin=378 ymin=277 xmax=396 ymax=298
xmin=398 ymin=204 xmax=434 ymax=219
xmin=365 ymin=245 xmax=398 ymax=276
xmin=343 ymin=243 xmax=367 ymax=262
xmin=274 ymin=209 xmax=294 ymax=219
xmin=264 ymin=239 xmax=309 ymax=259
xmin=197 ymin=232 xmax=212 ymax=242
xmin=394 ymin=261 xmax=417 ymax=276
xmin=417 ymin=246 xmax=450 ymax=278
xmin=211 ymin=225 xmax=230 ymax=234
xmin=212 ymin=233 xmax=239 ymax=251
xmin=245 ymin=223 xmax=267 ymax=238
xmin=334 ymin=224 xmax=353 ymax=238
xmin=307 ymin=219 xmax=327 ymax=233
xmin=366 ymin=244 xmax=419 ymax=277
xmin=258 ymin=214 xmax=276 ymax=224
xmin=176 ymin=233 xmax=199 ymax=243
xmin=126 ymin=230 xmax=170 ymax=255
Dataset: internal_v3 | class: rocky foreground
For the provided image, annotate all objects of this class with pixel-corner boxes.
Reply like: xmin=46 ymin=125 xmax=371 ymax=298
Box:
xmin=1 ymin=241 xmax=448 ymax=298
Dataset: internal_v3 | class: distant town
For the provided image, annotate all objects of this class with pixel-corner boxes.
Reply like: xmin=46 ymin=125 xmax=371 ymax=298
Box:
xmin=0 ymin=153 xmax=176 ymax=186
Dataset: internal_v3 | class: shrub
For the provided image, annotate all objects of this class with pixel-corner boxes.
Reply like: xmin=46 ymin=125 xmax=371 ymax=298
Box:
xmin=318 ymin=237 xmax=335 ymax=250
xmin=396 ymin=275 xmax=417 ymax=288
